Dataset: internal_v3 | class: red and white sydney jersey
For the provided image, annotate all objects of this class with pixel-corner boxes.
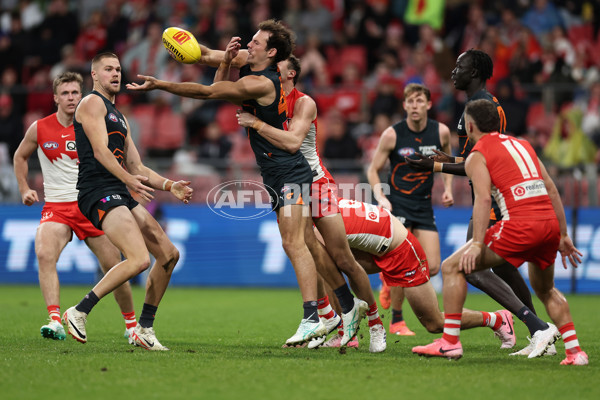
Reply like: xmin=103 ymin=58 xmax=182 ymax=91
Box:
xmin=286 ymin=88 xmax=329 ymax=182
xmin=36 ymin=113 xmax=79 ymax=202
xmin=338 ymin=198 xmax=394 ymax=255
xmin=471 ymin=132 xmax=555 ymax=220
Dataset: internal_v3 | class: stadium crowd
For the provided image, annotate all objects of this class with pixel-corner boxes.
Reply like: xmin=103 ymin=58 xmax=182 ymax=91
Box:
xmin=0 ymin=0 xmax=599 ymax=204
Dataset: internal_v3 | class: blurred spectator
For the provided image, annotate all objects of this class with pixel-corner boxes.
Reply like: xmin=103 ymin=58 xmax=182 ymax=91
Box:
xmin=1 ymin=66 xmax=27 ymax=115
xmin=0 ymin=32 xmax=22 ymax=82
xmin=369 ymin=74 xmax=401 ymax=119
xmin=521 ymin=0 xmax=563 ymax=42
xmin=122 ymin=21 xmax=170 ymax=82
xmin=359 ymin=112 xmax=391 ymax=162
xmin=495 ymin=78 xmax=529 ymax=136
xmin=49 ymin=44 xmax=86 ymax=81
xmin=123 ymin=0 xmax=156 ymax=47
xmin=298 ymin=34 xmax=330 ymax=89
xmin=543 ymin=105 xmax=597 ymax=167
xmin=497 ymin=8 xmax=522 ymax=47
xmin=104 ymin=0 xmax=130 ymax=56
xmin=0 ymin=94 xmax=23 ymax=162
xmin=578 ymin=81 xmax=600 ymax=148
xmin=197 ymin=121 xmax=232 ymax=160
xmin=357 ymin=0 xmax=392 ymax=70
xmin=26 ymin=69 xmax=54 ymax=116
xmin=39 ymin=0 xmax=79 ymax=52
xmin=459 ymin=3 xmax=487 ymax=53
xmin=19 ymin=0 xmax=44 ymax=31
xmin=74 ymin=10 xmax=107 ymax=61
xmin=323 ymin=110 xmax=361 ymax=161
xmin=296 ymin=0 xmax=334 ymax=46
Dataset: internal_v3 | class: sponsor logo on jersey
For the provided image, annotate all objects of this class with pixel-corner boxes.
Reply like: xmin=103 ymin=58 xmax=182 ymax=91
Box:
xmin=66 ymin=140 xmax=76 ymax=151
xmin=419 ymin=145 xmax=437 ymax=156
xmin=398 ymin=147 xmax=415 ymax=157
xmin=43 ymin=141 xmax=59 ymax=150
xmin=108 ymin=113 xmax=118 ymax=122
xmin=100 ymin=196 xmax=111 ymax=203
xmin=511 ymin=179 xmax=547 ymax=201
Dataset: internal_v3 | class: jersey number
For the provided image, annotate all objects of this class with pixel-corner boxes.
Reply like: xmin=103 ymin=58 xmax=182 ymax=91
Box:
xmin=501 ymin=138 xmax=539 ymax=179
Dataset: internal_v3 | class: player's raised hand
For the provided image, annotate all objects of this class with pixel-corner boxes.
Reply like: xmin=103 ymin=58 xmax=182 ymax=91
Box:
xmin=405 ymin=152 xmax=433 ymax=171
xmin=223 ymin=37 xmax=242 ymax=64
xmin=442 ymin=189 xmax=454 ymax=208
xmin=558 ymin=235 xmax=583 ymax=269
xmin=431 ymin=149 xmax=454 ymax=163
xmin=170 ymin=180 xmax=193 ymax=204
xmin=21 ymin=189 xmax=39 ymax=206
xmin=126 ymin=75 xmax=159 ymax=91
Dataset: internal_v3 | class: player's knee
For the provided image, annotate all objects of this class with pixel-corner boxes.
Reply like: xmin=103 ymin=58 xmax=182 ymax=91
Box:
xmin=441 ymin=258 xmax=457 ymax=276
xmin=428 ymin=261 xmax=441 ymax=277
xmin=419 ymin=317 xmax=442 ymax=333
xmin=136 ymin=257 xmax=152 ymax=275
xmin=36 ymin=250 xmax=58 ymax=269
xmin=464 ymin=271 xmax=483 ymax=287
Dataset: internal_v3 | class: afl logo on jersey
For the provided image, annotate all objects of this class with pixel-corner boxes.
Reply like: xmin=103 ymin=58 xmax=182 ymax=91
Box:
xmin=43 ymin=141 xmax=59 ymax=150
xmin=398 ymin=147 xmax=415 ymax=157
xmin=108 ymin=113 xmax=118 ymax=122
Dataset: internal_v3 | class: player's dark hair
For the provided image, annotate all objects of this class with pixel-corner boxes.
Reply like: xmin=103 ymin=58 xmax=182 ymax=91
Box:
xmin=465 ymin=99 xmax=500 ymax=133
xmin=465 ymin=49 xmax=493 ymax=81
xmin=404 ymin=83 xmax=431 ymax=101
xmin=287 ymin=55 xmax=301 ymax=85
xmin=258 ymin=19 xmax=295 ymax=64
xmin=53 ymin=71 xmax=83 ymax=94
xmin=91 ymin=52 xmax=119 ymax=70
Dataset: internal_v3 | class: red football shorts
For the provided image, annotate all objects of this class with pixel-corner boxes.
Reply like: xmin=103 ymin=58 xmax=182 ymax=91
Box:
xmin=484 ymin=218 xmax=560 ymax=270
xmin=310 ymin=174 xmax=339 ymax=218
xmin=40 ymin=201 xmax=104 ymax=240
xmin=374 ymin=230 xmax=430 ymax=287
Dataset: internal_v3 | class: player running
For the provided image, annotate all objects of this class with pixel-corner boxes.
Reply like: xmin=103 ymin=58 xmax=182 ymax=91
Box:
xmin=13 ymin=72 xmax=137 ymax=342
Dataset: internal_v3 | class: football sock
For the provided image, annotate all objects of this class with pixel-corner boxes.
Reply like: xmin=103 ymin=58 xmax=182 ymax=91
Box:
xmin=391 ymin=309 xmax=404 ymax=324
xmin=442 ymin=313 xmax=462 ymax=344
xmin=75 ymin=290 xmax=99 ymax=314
xmin=481 ymin=311 xmax=503 ymax=330
xmin=47 ymin=305 xmax=61 ymax=323
xmin=333 ymin=284 xmax=354 ymax=314
xmin=139 ymin=303 xmax=158 ymax=328
xmin=122 ymin=311 xmax=137 ymax=330
xmin=559 ymin=322 xmax=582 ymax=354
xmin=303 ymin=301 xmax=319 ymax=322
xmin=516 ymin=306 xmax=549 ymax=336
xmin=316 ymin=296 xmax=336 ymax=319
xmin=366 ymin=303 xmax=383 ymax=327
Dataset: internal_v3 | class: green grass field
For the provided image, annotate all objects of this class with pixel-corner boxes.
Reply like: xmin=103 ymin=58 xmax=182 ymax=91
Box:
xmin=0 ymin=285 xmax=598 ymax=400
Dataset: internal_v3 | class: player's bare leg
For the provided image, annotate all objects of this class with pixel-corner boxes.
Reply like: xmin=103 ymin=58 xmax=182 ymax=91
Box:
xmin=36 ymin=222 xmax=70 ymax=340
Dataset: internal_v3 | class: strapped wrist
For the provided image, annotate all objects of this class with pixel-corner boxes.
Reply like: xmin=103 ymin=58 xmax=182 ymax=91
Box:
xmin=162 ymin=179 xmax=173 ymax=192
xmin=251 ymin=119 xmax=265 ymax=132
xmin=433 ymin=162 xmax=443 ymax=173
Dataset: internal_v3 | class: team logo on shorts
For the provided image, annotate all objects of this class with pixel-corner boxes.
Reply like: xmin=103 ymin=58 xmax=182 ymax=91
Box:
xmin=405 ymin=270 xmax=416 ymax=277
xmin=280 ymin=185 xmax=290 ymax=193
xmin=398 ymin=147 xmax=415 ymax=157
xmin=108 ymin=113 xmax=118 ymax=122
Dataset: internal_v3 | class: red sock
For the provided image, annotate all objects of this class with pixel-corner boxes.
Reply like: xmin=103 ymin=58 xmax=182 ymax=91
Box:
xmin=367 ymin=303 xmax=383 ymax=327
xmin=317 ymin=296 xmax=336 ymax=319
xmin=442 ymin=313 xmax=462 ymax=344
xmin=122 ymin=311 xmax=137 ymax=330
xmin=47 ymin=305 xmax=61 ymax=323
xmin=481 ymin=311 xmax=503 ymax=330
xmin=559 ymin=322 xmax=582 ymax=354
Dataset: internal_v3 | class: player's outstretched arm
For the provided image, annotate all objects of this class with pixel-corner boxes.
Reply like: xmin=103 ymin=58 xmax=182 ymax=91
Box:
xmin=538 ymin=158 xmax=583 ymax=268
xmin=122 ymin=119 xmax=193 ymax=204
xmin=439 ymin=123 xmax=454 ymax=207
xmin=127 ymin=74 xmax=270 ymax=105
xmin=13 ymin=121 xmax=39 ymax=206
xmin=405 ymin=150 xmax=467 ymax=176
xmin=236 ymin=95 xmax=316 ymax=153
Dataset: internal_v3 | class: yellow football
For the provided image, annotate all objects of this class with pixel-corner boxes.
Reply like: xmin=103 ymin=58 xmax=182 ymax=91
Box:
xmin=162 ymin=27 xmax=201 ymax=64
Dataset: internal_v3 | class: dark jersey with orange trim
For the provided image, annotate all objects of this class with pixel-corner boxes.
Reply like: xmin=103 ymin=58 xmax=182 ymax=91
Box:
xmin=239 ymin=64 xmax=306 ymax=173
xmin=457 ymin=89 xmax=506 ymax=158
xmin=457 ymin=89 xmax=506 ymax=221
xmin=388 ymin=119 xmax=440 ymax=205
xmin=75 ymin=90 xmax=128 ymax=195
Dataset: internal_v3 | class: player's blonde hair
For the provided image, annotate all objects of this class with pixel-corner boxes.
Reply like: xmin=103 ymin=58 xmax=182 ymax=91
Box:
xmin=53 ymin=71 xmax=83 ymax=94
xmin=403 ymin=83 xmax=431 ymax=101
